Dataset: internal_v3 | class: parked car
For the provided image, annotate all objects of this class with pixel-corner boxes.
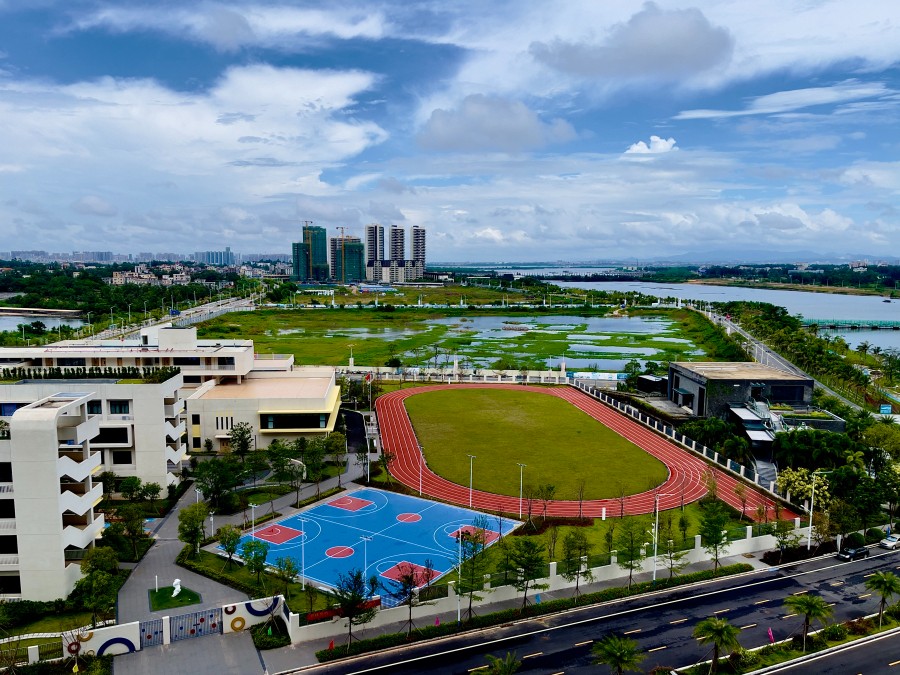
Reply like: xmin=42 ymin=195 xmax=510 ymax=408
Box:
xmin=880 ymin=534 xmax=900 ymax=550
xmin=837 ymin=546 xmax=870 ymax=561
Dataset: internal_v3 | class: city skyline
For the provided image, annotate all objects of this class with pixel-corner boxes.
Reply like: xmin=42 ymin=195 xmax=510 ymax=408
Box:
xmin=0 ymin=2 xmax=899 ymax=261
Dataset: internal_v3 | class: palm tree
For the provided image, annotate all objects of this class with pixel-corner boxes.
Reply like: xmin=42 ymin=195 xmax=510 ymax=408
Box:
xmin=592 ymin=634 xmax=646 ymax=675
xmin=865 ymin=571 xmax=900 ymax=627
xmin=485 ymin=651 xmax=521 ymax=675
xmin=783 ymin=593 xmax=833 ymax=652
xmin=693 ymin=617 xmax=740 ymax=674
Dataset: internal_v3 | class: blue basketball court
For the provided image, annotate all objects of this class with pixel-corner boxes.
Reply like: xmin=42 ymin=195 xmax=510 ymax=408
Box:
xmin=222 ymin=488 xmax=519 ymax=593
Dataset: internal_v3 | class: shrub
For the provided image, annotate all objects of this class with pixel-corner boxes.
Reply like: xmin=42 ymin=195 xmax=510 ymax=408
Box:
xmin=865 ymin=528 xmax=885 ymax=544
xmin=250 ymin=621 xmax=290 ymax=650
xmin=846 ymin=617 xmax=875 ymax=636
xmin=728 ymin=648 xmax=760 ymax=668
xmin=845 ymin=532 xmax=866 ymax=548
xmin=821 ymin=623 xmax=848 ymax=641
xmin=791 ymin=634 xmax=825 ymax=651
xmin=759 ymin=644 xmax=783 ymax=657
xmin=886 ymin=602 xmax=900 ymax=622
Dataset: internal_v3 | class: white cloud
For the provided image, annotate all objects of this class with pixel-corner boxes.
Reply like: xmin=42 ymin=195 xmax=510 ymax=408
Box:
xmin=71 ymin=195 xmax=117 ymax=217
xmin=677 ymin=81 xmax=894 ymax=120
xmin=418 ymin=95 xmax=575 ymax=152
xmin=67 ymin=4 xmax=387 ymax=52
xmin=530 ymin=2 xmax=733 ymax=80
xmin=625 ymin=135 xmax=678 ymax=154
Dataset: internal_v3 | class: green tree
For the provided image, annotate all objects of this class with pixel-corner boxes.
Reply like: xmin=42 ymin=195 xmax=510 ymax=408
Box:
xmin=81 ymin=547 xmax=119 ymax=575
xmin=591 ymin=634 xmax=646 ymax=674
xmin=118 ymin=476 xmax=143 ymax=502
xmin=273 ymin=556 xmax=299 ymax=599
xmin=326 ymin=432 xmax=347 ymax=486
xmin=699 ymin=502 xmax=730 ymax=571
xmin=693 ymin=616 xmax=741 ymax=675
xmin=305 ymin=439 xmax=326 ymax=497
xmin=773 ymin=520 xmax=800 ymax=564
xmin=381 ymin=562 xmax=423 ymax=636
xmin=663 ymin=538 xmax=689 ymax=579
xmin=485 ymin=651 xmax=521 ymax=675
xmin=865 ymin=571 xmax=900 ymax=627
xmin=228 ymin=421 xmax=254 ymax=464
xmin=783 ymin=593 xmax=833 ymax=652
xmin=331 ymin=569 xmax=379 ymax=650
xmin=177 ymin=502 xmax=210 ymax=558
xmin=615 ymin=516 xmax=648 ymax=589
xmin=458 ymin=516 xmax=493 ymax=620
xmin=73 ymin=570 xmax=118 ymax=628
xmin=193 ymin=456 xmax=241 ymax=508
xmin=218 ymin=524 xmax=242 ymax=570
xmin=118 ymin=503 xmax=147 ymax=560
xmin=97 ymin=470 xmax=117 ymax=502
xmin=501 ymin=538 xmax=549 ymax=611
xmin=242 ymin=539 xmax=271 ymax=585
xmin=245 ymin=451 xmax=270 ymax=487
xmin=140 ymin=481 xmax=162 ymax=510
xmin=559 ymin=529 xmax=593 ymax=602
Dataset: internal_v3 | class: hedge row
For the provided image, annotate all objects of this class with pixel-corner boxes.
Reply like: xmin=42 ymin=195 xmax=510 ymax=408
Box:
xmin=176 ymin=545 xmax=259 ymax=598
xmin=315 ymin=563 xmax=754 ymax=662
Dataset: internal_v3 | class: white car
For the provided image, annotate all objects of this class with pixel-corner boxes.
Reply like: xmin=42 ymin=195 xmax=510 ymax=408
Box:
xmin=879 ymin=534 xmax=900 ymax=550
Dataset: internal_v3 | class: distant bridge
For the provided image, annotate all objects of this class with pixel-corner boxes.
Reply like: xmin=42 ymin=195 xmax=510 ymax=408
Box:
xmin=803 ymin=318 xmax=900 ymax=330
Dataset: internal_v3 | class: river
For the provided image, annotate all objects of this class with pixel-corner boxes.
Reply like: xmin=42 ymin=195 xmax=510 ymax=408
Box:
xmin=0 ymin=315 xmax=84 ymax=333
xmin=554 ymin=280 xmax=900 ymax=351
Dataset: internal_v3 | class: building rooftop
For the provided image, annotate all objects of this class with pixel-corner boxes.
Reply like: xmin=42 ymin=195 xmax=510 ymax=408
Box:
xmin=672 ymin=362 xmax=807 ymax=381
xmin=197 ymin=377 xmax=333 ymax=400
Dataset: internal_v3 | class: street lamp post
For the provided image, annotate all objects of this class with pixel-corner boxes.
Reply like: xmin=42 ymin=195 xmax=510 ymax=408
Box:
xmin=467 ymin=454 xmax=476 ymax=507
xmin=127 ymin=303 xmax=132 ymax=325
xmin=517 ymin=463 xmax=526 ymax=519
xmin=807 ymin=470 xmax=830 ymax=550
xmin=651 ymin=492 xmax=674 ymax=582
xmin=418 ymin=445 xmax=423 ymax=496
xmin=456 ymin=531 xmax=463 ymax=624
xmin=250 ymin=504 xmax=257 ymax=539
xmin=299 ymin=517 xmax=307 ymax=588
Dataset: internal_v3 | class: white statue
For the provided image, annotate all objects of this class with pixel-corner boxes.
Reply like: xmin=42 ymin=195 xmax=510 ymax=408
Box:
xmin=172 ymin=578 xmax=181 ymax=597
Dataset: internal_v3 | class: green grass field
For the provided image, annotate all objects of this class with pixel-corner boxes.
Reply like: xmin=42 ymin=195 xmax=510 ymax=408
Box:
xmin=149 ymin=586 xmax=202 ymax=611
xmin=404 ymin=388 xmax=668 ymax=500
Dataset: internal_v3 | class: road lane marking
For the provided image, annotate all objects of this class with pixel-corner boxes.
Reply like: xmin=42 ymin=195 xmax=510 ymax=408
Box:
xmin=624 ymin=629 xmax=641 ymax=635
xmin=669 ymin=618 xmax=688 ymax=624
xmin=648 ymin=646 xmax=667 ymax=652
xmin=890 ymin=659 xmax=900 ymax=667
xmin=860 ymin=593 xmax=872 ymax=598
xmin=523 ymin=652 xmax=542 ymax=659
xmin=865 ymin=573 xmax=876 ymax=577
xmin=754 ymin=599 xmax=769 ymax=605
xmin=783 ymin=613 xmax=797 ymax=619
xmin=468 ymin=667 xmax=488 ymax=672
xmin=741 ymin=624 xmax=757 ymax=630
xmin=574 ymin=640 xmax=593 ymax=647
xmin=791 ymin=590 xmax=808 ymax=595
xmin=713 ymin=608 xmax=730 ymax=614
xmin=830 ymin=581 xmax=844 ymax=586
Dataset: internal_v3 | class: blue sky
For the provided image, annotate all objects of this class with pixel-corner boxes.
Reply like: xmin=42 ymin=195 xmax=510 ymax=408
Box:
xmin=0 ymin=1 xmax=899 ymax=262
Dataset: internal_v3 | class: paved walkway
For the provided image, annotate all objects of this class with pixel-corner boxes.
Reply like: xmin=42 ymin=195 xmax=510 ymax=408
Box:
xmin=115 ymin=460 xmax=362 ymax=675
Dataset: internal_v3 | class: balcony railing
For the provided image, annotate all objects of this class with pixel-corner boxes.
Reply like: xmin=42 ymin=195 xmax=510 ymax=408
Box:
xmin=0 ymin=556 xmax=19 ymax=567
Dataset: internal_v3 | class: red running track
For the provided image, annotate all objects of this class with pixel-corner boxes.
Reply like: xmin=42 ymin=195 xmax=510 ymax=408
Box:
xmin=376 ymin=384 xmax=797 ymax=521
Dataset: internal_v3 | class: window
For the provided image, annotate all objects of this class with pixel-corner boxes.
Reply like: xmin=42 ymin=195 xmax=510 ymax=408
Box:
xmin=192 ymin=437 xmax=201 ymax=449
xmin=0 ymin=536 xmax=17 ymax=554
xmin=0 ymin=463 xmax=12 ymax=482
xmin=217 ymin=357 xmax=234 ymax=366
xmin=0 ymin=575 xmax=20 ymax=594
xmin=0 ymin=403 xmax=23 ymax=417
xmin=260 ymin=413 xmax=327 ymax=430
xmin=191 ymin=414 xmax=200 ymax=425
xmin=111 ymin=450 xmax=132 ymax=465
xmin=87 ymin=400 xmax=102 ymax=415
xmin=109 ymin=400 xmax=130 ymax=415
xmin=58 ymin=358 xmax=86 ymax=367
xmin=92 ymin=427 xmax=129 ymax=444
xmin=0 ymin=501 xmax=14 ymax=518
xmin=173 ymin=357 xmax=201 ymax=366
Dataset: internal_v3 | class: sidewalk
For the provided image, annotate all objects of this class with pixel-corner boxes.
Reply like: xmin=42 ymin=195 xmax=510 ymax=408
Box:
xmin=260 ymin=551 xmax=769 ymax=674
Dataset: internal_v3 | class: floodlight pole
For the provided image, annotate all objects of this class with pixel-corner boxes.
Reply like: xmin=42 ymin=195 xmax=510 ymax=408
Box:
xmin=467 ymin=455 xmax=476 ymax=507
xmin=361 ymin=535 xmax=373 ymax=576
xmin=250 ymin=504 xmax=256 ymax=539
xmin=517 ymin=463 xmax=526 ymax=519
xmin=652 ymin=493 xmax=660 ymax=583
xmin=418 ymin=444 xmax=423 ymax=496
xmin=457 ymin=532 xmax=462 ymax=624
xmin=299 ymin=517 xmax=307 ymax=589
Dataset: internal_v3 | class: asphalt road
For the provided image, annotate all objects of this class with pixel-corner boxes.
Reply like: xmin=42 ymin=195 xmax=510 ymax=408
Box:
xmin=288 ymin=549 xmax=899 ymax=675
xmin=755 ymin=626 xmax=900 ymax=673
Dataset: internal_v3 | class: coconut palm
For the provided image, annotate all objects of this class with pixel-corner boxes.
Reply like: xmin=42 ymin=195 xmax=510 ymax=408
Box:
xmin=484 ymin=651 xmax=521 ymax=675
xmin=865 ymin=571 xmax=900 ymax=627
xmin=592 ymin=634 xmax=646 ymax=675
xmin=693 ymin=617 xmax=741 ymax=675
xmin=783 ymin=593 xmax=833 ymax=652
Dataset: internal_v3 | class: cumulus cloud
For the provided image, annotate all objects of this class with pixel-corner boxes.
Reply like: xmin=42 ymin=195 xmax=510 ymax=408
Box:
xmin=625 ymin=135 xmax=677 ymax=154
xmin=417 ymin=95 xmax=575 ymax=152
xmin=529 ymin=2 xmax=732 ymax=80
xmin=71 ymin=195 xmax=117 ymax=217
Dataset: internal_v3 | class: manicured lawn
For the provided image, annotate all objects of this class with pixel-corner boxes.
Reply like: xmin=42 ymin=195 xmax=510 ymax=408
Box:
xmin=404 ymin=388 xmax=668 ymax=500
xmin=6 ymin=611 xmax=94 ymax=636
xmin=149 ymin=586 xmax=202 ymax=611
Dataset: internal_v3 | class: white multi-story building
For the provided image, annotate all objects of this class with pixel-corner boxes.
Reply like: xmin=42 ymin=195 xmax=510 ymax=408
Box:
xmin=0 ymin=324 xmax=340 ymax=600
